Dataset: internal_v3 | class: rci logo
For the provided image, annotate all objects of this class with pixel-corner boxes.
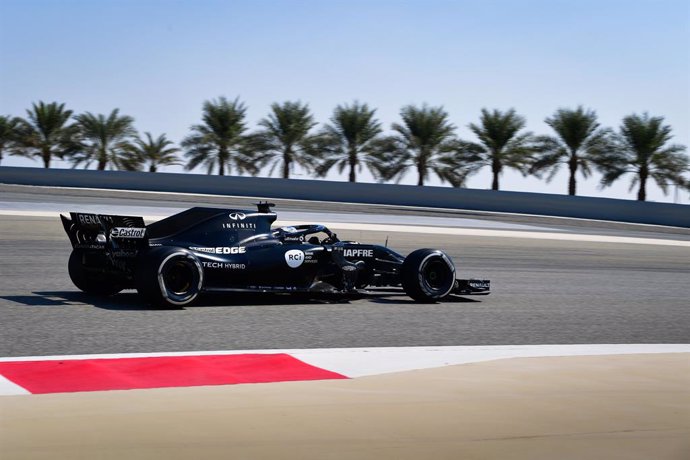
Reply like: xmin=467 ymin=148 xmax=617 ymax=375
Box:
xmin=284 ymin=249 xmax=305 ymax=268
xmin=229 ymin=213 xmax=246 ymax=220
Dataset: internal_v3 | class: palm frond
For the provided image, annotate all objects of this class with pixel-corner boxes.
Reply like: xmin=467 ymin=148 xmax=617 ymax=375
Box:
xmin=0 ymin=115 xmax=23 ymax=164
xmin=12 ymin=101 xmax=76 ymax=167
xmin=315 ymin=101 xmax=383 ymax=181
xmin=248 ymin=101 xmax=318 ymax=178
xmin=465 ymin=108 xmax=535 ymax=188
xmin=595 ymin=113 xmax=688 ymax=199
xmin=181 ymin=97 xmax=249 ymax=175
xmin=72 ymin=109 xmax=136 ymax=170
xmin=388 ymin=104 xmax=457 ymax=185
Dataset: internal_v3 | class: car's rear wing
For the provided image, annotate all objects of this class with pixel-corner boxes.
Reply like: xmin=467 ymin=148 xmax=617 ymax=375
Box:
xmin=60 ymin=212 xmax=148 ymax=250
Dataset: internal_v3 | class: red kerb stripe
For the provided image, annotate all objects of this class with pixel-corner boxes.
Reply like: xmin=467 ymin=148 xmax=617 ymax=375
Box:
xmin=0 ymin=354 xmax=347 ymax=394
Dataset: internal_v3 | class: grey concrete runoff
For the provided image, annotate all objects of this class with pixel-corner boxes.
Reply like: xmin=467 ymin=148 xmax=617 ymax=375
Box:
xmin=2 ymin=166 xmax=689 ymax=227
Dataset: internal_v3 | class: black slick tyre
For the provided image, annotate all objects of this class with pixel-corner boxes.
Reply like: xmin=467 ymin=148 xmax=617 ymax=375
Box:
xmin=68 ymin=250 xmax=123 ymax=296
xmin=136 ymin=247 xmax=203 ymax=307
xmin=401 ymin=248 xmax=456 ymax=302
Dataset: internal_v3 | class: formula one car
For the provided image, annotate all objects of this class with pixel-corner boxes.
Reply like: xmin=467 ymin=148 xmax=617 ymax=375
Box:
xmin=61 ymin=203 xmax=490 ymax=307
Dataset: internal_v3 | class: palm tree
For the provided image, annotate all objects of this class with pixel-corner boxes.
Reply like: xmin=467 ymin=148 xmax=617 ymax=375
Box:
xmin=314 ymin=101 xmax=383 ymax=182
xmin=0 ymin=115 xmax=21 ymax=165
xmin=381 ymin=104 xmax=458 ymax=186
xmin=14 ymin=101 xmax=77 ymax=168
xmin=71 ymin=109 xmax=136 ymax=170
xmin=181 ymin=97 xmax=253 ymax=176
xmin=248 ymin=101 xmax=318 ymax=179
xmin=124 ymin=132 xmax=180 ymax=172
xmin=458 ymin=108 xmax=536 ymax=190
xmin=597 ymin=113 xmax=688 ymax=201
xmin=531 ymin=106 xmax=614 ymax=195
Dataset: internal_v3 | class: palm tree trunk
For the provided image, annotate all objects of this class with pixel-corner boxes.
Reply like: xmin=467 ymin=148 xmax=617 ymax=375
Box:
xmin=568 ymin=174 xmax=577 ymax=195
xmin=637 ymin=172 xmax=647 ymax=201
xmin=97 ymin=148 xmax=107 ymax=170
xmin=42 ymin=148 xmax=51 ymax=168
xmin=491 ymin=172 xmax=499 ymax=190
xmin=348 ymin=149 xmax=357 ymax=182
xmin=491 ymin=156 xmax=500 ymax=190
xmin=568 ymin=156 xmax=578 ymax=195
xmin=149 ymin=164 xmax=157 ymax=173
xmin=417 ymin=156 xmax=426 ymax=186
xmin=282 ymin=149 xmax=291 ymax=179
xmin=218 ymin=148 xmax=227 ymax=176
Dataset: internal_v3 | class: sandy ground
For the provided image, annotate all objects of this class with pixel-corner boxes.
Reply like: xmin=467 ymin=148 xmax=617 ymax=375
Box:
xmin=1 ymin=353 xmax=689 ymax=460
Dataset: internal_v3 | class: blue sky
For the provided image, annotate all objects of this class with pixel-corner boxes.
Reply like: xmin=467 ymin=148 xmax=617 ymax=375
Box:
xmin=1 ymin=0 xmax=688 ymax=202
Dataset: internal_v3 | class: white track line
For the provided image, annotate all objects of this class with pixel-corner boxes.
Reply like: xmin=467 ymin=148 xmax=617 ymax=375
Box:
xmin=2 ymin=210 xmax=689 ymax=247
xmin=290 ymin=344 xmax=690 ymax=378
xmin=0 ymin=375 xmax=30 ymax=396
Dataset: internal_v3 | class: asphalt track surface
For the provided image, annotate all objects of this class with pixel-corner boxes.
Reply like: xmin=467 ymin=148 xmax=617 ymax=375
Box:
xmin=0 ymin=186 xmax=689 ymax=357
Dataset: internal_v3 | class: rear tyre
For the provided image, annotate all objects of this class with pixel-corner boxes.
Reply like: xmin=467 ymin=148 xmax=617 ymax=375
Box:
xmin=136 ymin=248 xmax=203 ymax=307
xmin=401 ymin=249 xmax=456 ymax=302
xmin=68 ymin=250 xmax=123 ymax=296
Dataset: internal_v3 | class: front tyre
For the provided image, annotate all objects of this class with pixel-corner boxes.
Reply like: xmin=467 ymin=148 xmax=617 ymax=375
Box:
xmin=401 ymin=249 xmax=456 ymax=302
xmin=136 ymin=248 xmax=203 ymax=307
xmin=68 ymin=250 xmax=123 ymax=296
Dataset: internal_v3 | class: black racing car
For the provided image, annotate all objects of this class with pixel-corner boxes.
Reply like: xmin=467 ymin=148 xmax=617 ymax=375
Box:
xmin=61 ymin=203 xmax=490 ymax=307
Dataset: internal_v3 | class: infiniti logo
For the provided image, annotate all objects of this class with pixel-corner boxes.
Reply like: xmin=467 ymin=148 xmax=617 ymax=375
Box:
xmin=229 ymin=212 xmax=246 ymax=220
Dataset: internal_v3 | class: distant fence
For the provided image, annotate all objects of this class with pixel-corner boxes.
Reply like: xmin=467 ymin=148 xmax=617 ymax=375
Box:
xmin=1 ymin=166 xmax=688 ymax=227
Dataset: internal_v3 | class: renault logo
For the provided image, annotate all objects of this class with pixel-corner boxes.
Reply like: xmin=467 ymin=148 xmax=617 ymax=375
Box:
xmin=229 ymin=212 xmax=246 ymax=220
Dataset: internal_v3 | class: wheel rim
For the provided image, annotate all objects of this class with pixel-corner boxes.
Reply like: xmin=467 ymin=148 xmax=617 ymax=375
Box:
xmin=422 ymin=259 xmax=452 ymax=292
xmin=163 ymin=260 xmax=195 ymax=295
xmin=157 ymin=253 xmax=203 ymax=305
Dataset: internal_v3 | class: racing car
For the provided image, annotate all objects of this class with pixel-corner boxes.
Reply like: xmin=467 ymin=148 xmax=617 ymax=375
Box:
xmin=61 ymin=203 xmax=490 ymax=307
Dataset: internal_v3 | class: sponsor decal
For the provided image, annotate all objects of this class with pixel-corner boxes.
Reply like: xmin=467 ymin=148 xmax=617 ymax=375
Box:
xmin=190 ymin=246 xmax=247 ymax=254
xmin=303 ymin=252 xmax=319 ymax=264
xmin=110 ymin=249 xmax=137 ymax=258
xmin=284 ymin=235 xmax=304 ymax=243
xmin=469 ymin=280 xmax=490 ymax=289
xmin=282 ymin=226 xmax=297 ymax=233
xmin=75 ymin=243 xmax=105 ymax=250
xmin=202 ymin=261 xmax=247 ymax=269
xmin=228 ymin=212 xmax=246 ymax=220
xmin=77 ymin=214 xmax=101 ymax=225
xmin=222 ymin=222 xmax=257 ymax=230
xmin=284 ymin=249 xmax=305 ymax=268
xmin=343 ymin=248 xmax=374 ymax=258
xmin=110 ymin=227 xmax=146 ymax=239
